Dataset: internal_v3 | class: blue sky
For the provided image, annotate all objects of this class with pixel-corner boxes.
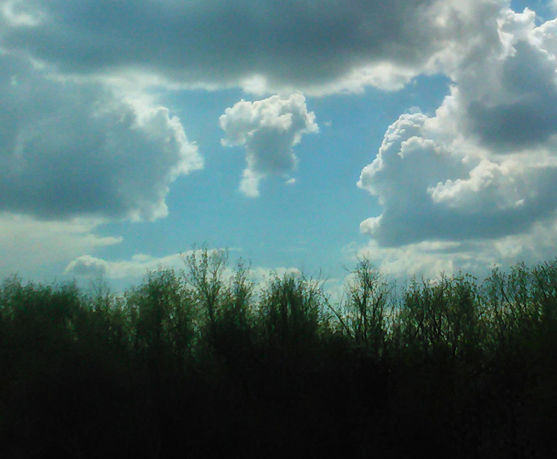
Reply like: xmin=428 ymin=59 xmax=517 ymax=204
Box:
xmin=1 ymin=0 xmax=557 ymax=292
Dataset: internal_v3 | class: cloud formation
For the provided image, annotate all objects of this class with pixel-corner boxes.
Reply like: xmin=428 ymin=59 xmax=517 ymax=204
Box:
xmin=0 ymin=53 xmax=202 ymax=221
xmin=0 ymin=213 xmax=120 ymax=279
xmin=65 ymin=250 xmax=302 ymax=294
xmin=65 ymin=253 xmax=187 ymax=280
xmin=0 ymin=0 xmax=507 ymax=95
xmin=354 ymin=218 xmax=557 ymax=281
xmin=220 ymin=94 xmax=318 ymax=197
xmin=64 ymin=255 xmax=109 ymax=278
xmin=358 ymin=8 xmax=557 ymax=258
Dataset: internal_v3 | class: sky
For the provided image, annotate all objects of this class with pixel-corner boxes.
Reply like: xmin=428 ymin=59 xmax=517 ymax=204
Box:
xmin=1 ymin=0 xmax=557 ymax=293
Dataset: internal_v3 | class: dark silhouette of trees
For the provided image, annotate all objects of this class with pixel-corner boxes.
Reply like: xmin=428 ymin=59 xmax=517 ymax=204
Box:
xmin=1 ymin=252 xmax=556 ymax=457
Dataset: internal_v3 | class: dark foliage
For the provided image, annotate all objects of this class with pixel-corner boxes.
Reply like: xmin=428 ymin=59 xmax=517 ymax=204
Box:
xmin=1 ymin=253 xmax=556 ymax=458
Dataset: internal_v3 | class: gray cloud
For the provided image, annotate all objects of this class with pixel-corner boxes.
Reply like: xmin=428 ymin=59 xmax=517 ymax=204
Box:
xmin=465 ymin=39 xmax=557 ymax=150
xmin=0 ymin=53 xmax=202 ymax=220
xmin=358 ymin=8 xmax=557 ymax=248
xmin=220 ymin=94 xmax=317 ymax=197
xmin=355 ymin=218 xmax=557 ymax=281
xmin=0 ymin=0 xmax=506 ymax=94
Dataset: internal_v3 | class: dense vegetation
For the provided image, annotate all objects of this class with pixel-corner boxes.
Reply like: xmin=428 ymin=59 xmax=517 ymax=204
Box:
xmin=2 ymin=250 xmax=556 ymax=458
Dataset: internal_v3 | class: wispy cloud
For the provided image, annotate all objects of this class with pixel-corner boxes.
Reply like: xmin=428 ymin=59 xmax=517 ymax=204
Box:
xmin=65 ymin=250 xmax=302 ymax=293
xmin=0 ymin=213 xmax=120 ymax=278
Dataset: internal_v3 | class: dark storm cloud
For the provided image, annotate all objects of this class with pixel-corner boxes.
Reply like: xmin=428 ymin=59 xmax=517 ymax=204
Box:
xmin=0 ymin=0 xmax=505 ymax=93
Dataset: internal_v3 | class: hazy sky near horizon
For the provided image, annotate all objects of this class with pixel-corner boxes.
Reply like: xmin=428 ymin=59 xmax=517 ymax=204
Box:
xmin=1 ymin=0 xmax=557 ymax=290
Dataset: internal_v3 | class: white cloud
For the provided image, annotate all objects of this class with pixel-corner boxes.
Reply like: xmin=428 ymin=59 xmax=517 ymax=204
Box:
xmin=0 ymin=213 xmax=120 ymax=279
xmin=0 ymin=0 xmax=509 ymax=95
xmin=65 ymin=250 xmax=302 ymax=293
xmin=65 ymin=252 xmax=188 ymax=280
xmin=220 ymin=94 xmax=318 ymax=197
xmin=0 ymin=52 xmax=203 ymax=221
xmin=249 ymin=265 xmax=302 ymax=284
xmin=64 ymin=255 xmax=109 ymax=278
xmin=354 ymin=217 xmax=557 ymax=281
xmin=358 ymin=112 xmax=472 ymax=245
xmin=0 ymin=0 xmax=40 ymax=26
xmin=357 ymin=6 xmax=557 ymax=273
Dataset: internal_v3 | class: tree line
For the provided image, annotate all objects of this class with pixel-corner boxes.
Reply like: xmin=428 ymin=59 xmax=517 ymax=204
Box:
xmin=1 ymin=250 xmax=556 ymax=458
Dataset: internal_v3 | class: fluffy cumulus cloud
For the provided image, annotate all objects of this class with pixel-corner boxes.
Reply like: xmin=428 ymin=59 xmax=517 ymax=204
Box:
xmin=0 ymin=52 xmax=203 ymax=221
xmin=358 ymin=6 xmax=557 ymax=273
xmin=220 ymin=94 xmax=318 ymax=197
xmin=0 ymin=0 xmax=508 ymax=95
xmin=3 ymin=0 xmax=557 ymax=282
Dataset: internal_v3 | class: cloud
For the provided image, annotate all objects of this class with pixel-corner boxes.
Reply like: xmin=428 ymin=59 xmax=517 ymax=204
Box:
xmin=220 ymin=94 xmax=318 ymax=197
xmin=65 ymin=252 xmax=188 ymax=279
xmin=64 ymin=255 xmax=109 ymax=278
xmin=0 ymin=0 xmax=508 ymax=95
xmin=65 ymin=250 xmax=302 ymax=292
xmin=0 ymin=52 xmax=203 ymax=221
xmin=460 ymin=13 xmax=557 ymax=151
xmin=353 ymin=217 xmax=557 ymax=281
xmin=358 ymin=112 xmax=472 ymax=246
xmin=249 ymin=265 xmax=302 ymax=286
xmin=358 ymin=7 xmax=557 ymax=268
xmin=0 ymin=213 xmax=120 ymax=278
